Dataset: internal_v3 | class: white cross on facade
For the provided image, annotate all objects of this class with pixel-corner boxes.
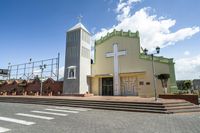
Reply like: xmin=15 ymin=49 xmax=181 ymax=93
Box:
xmin=106 ymin=43 xmax=127 ymax=95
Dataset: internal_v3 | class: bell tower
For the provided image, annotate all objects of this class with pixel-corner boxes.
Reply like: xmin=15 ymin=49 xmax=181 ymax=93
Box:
xmin=63 ymin=21 xmax=91 ymax=94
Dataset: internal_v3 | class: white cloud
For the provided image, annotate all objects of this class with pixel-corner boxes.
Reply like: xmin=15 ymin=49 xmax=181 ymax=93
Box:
xmin=175 ymin=55 xmax=200 ymax=80
xmin=93 ymin=1 xmax=200 ymax=52
xmin=116 ymin=2 xmax=126 ymax=12
xmin=116 ymin=0 xmax=141 ymax=21
xmin=184 ymin=51 xmax=190 ymax=56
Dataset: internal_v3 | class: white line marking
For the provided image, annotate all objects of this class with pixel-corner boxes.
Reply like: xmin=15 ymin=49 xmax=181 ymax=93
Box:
xmin=54 ymin=106 xmax=90 ymax=111
xmin=16 ymin=113 xmax=54 ymax=120
xmin=0 ymin=117 xmax=35 ymax=125
xmin=0 ymin=127 xmax=10 ymax=133
xmin=31 ymin=111 xmax=68 ymax=116
xmin=45 ymin=108 xmax=78 ymax=113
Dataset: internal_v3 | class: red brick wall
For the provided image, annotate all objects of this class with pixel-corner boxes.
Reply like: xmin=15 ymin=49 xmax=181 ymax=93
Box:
xmin=26 ymin=82 xmax=41 ymax=94
xmin=0 ymin=79 xmax=63 ymax=96
xmin=159 ymin=94 xmax=199 ymax=105
xmin=0 ymin=82 xmax=18 ymax=95
xmin=43 ymin=80 xmax=63 ymax=96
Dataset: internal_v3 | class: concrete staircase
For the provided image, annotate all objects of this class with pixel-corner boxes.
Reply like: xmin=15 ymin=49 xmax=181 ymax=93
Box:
xmin=164 ymin=102 xmax=200 ymax=113
xmin=0 ymin=97 xmax=199 ymax=114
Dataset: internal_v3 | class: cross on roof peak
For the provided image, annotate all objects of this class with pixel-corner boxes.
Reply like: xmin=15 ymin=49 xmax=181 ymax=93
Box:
xmin=77 ymin=15 xmax=83 ymax=23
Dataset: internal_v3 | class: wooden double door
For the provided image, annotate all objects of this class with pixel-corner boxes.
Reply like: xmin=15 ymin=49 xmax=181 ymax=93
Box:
xmin=102 ymin=78 xmax=113 ymax=96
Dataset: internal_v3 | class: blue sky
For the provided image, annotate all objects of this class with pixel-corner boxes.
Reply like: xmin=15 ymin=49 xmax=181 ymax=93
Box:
xmin=0 ymin=0 xmax=200 ymax=80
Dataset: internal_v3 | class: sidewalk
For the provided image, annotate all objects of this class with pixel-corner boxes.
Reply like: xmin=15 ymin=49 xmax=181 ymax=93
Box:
xmin=0 ymin=95 xmax=185 ymax=103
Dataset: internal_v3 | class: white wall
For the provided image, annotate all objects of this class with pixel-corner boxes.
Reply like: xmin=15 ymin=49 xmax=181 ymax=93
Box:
xmin=79 ymin=29 xmax=91 ymax=94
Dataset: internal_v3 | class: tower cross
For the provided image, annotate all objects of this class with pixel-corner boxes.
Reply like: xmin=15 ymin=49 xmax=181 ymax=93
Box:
xmin=77 ymin=15 xmax=83 ymax=23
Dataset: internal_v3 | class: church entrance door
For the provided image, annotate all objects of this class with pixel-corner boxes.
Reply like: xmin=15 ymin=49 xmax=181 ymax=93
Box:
xmin=102 ymin=78 xmax=113 ymax=96
xmin=121 ymin=77 xmax=137 ymax=96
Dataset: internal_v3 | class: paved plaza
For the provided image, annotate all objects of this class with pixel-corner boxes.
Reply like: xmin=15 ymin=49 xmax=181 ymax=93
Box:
xmin=0 ymin=102 xmax=199 ymax=133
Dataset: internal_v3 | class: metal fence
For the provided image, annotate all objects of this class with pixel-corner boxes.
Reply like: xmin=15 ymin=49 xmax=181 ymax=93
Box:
xmin=6 ymin=53 xmax=60 ymax=81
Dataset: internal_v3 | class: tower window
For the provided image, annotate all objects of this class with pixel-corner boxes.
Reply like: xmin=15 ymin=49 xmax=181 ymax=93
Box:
xmin=81 ymin=46 xmax=90 ymax=59
xmin=67 ymin=66 xmax=76 ymax=79
xmin=82 ymin=31 xmax=90 ymax=43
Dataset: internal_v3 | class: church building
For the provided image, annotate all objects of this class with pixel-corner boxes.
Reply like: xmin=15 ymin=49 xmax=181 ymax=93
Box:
xmin=63 ymin=22 xmax=177 ymax=97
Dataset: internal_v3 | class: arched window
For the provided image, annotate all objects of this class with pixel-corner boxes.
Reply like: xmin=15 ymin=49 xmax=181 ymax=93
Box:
xmin=69 ymin=69 xmax=74 ymax=77
xmin=67 ymin=66 xmax=76 ymax=79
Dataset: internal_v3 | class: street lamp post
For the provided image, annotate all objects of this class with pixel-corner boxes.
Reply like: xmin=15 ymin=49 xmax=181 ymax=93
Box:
xmin=28 ymin=58 xmax=32 ymax=80
xmin=144 ymin=46 xmax=160 ymax=101
xmin=40 ymin=64 xmax=46 ymax=96
xmin=7 ymin=62 xmax=12 ymax=80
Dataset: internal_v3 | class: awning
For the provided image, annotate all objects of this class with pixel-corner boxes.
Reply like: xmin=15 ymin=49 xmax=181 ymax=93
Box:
xmin=93 ymin=74 xmax=113 ymax=78
xmin=92 ymin=71 xmax=146 ymax=78
xmin=67 ymin=66 xmax=76 ymax=69
xmin=120 ymin=71 xmax=146 ymax=77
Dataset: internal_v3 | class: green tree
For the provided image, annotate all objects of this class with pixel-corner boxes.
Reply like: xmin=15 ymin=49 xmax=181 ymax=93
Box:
xmin=184 ymin=80 xmax=192 ymax=90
